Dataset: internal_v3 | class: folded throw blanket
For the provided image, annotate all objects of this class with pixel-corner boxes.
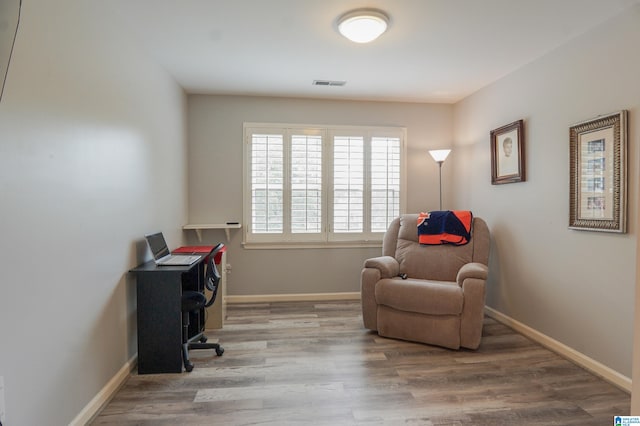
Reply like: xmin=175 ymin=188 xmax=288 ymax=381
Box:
xmin=417 ymin=210 xmax=473 ymax=245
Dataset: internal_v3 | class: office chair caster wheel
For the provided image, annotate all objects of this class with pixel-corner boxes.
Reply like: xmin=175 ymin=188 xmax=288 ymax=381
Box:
xmin=216 ymin=347 xmax=224 ymax=356
xmin=184 ymin=362 xmax=194 ymax=372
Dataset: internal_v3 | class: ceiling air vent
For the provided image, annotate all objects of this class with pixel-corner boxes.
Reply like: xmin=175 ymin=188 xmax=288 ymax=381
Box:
xmin=313 ymin=80 xmax=346 ymax=86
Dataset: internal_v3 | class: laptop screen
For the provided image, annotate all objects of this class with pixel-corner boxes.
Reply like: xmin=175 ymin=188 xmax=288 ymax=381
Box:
xmin=145 ymin=232 xmax=171 ymax=260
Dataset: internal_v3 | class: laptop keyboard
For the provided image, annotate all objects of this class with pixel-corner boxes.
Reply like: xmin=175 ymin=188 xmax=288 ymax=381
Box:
xmin=161 ymin=255 xmax=200 ymax=265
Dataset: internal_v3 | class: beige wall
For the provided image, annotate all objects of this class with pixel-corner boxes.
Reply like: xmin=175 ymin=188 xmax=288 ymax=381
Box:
xmin=452 ymin=6 xmax=640 ymax=378
xmin=0 ymin=1 xmax=187 ymax=424
xmin=186 ymin=95 xmax=453 ymax=295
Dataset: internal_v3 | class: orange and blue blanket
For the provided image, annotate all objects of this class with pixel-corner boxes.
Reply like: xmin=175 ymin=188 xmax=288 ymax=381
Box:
xmin=417 ymin=210 xmax=473 ymax=245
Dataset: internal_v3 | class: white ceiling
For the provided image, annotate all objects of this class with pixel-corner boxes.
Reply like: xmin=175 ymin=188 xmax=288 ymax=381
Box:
xmin=108 ymin=0 xmax=638 ymax=103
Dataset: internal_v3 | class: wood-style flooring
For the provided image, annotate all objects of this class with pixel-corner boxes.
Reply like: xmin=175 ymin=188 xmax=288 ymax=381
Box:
xmin=92 ymin=301 xmax=630 ymax=425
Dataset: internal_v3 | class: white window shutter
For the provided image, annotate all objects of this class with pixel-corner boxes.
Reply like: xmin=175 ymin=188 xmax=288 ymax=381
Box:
xmin=371 ymin=137 xmax=401 ymax=232
xmin=333 ymin=136 xmax=364 ymax=233
xmin=251 ymin=134 xmax=283 ymax=233
xmin=291 ymin=135 xmax=323 ymax=233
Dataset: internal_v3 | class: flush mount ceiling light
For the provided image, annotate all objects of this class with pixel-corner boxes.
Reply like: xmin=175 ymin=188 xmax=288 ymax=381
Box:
xmin=337 ymin=9 xmax=389 ymax=43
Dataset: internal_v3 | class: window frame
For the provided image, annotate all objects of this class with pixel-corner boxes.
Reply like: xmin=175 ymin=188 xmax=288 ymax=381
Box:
xmin=243 ymin=122 xmax=406 ymax=248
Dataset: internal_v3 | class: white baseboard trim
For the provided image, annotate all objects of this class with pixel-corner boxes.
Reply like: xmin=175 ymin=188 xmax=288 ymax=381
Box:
xmin=485 ymin=306 xmax=631 ymax=393
xmin=226 ymin=292 xmax=361 ymax=304
xmin=69 ymin=354 xmax=137 ymax=426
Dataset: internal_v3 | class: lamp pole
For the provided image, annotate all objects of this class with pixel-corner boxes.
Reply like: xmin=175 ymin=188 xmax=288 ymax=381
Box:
xmin=437 ymin=160 xmax=444 ymax=210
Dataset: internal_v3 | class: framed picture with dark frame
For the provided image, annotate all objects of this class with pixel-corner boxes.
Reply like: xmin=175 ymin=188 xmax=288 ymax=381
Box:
xmin=490 ymin=119 xmax=525 ymax=184
xmin=569 ymin=110 xmax=627 ymax=233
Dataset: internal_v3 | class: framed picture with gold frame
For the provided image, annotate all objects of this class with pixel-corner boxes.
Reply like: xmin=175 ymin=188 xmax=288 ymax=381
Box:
xmin=490 ymin=119 xmax=525 ymax=184
xmin=569 ymin=110 xmax=627 ymax=233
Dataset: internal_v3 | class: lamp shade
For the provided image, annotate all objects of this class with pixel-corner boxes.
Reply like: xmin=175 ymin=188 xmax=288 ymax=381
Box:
xmin=429 ymin=149 xmax=451 ymax=163
xmin=338 ymin=9 xmax=389 ymax=43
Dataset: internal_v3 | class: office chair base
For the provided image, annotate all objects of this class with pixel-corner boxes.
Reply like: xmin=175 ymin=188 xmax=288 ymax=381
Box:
xmin=189 ymin=342 xmax=224 ymax=356
xmin=182 ymin=333 xmax=224 ymax=372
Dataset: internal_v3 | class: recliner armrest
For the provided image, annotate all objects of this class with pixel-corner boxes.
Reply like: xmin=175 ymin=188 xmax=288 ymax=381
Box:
xmin=363 ymin=256 xmax=399 ymax=279
xmin=456 ymin=262 xmax=488 ymax=286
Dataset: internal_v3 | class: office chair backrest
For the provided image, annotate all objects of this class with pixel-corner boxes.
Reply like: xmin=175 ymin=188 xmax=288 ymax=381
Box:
xmin=204 ymin=243 xmax=224 ymax=308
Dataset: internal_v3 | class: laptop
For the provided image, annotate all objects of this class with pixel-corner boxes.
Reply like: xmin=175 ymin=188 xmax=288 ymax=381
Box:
xmin=145 ymin=232 xmax=201 ymax=266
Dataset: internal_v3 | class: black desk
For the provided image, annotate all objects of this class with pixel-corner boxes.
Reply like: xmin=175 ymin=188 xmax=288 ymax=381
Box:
xmin=130 ymin=257 xmax=206 ymax=374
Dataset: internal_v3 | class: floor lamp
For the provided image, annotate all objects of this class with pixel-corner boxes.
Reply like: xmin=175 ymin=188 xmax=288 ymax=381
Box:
xmin=428 ymin=149 xmax=451 ymax=211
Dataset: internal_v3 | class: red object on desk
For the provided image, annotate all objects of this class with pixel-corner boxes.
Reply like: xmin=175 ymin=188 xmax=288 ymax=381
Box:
xmin=173 ymin=245 xmax=226 ymax=264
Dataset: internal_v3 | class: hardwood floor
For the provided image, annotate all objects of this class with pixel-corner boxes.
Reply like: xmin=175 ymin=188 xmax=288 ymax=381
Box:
xmin=92 ymin=301 xmax=630 ymax=425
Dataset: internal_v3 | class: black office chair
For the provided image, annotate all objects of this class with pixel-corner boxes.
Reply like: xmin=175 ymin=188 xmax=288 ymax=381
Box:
xmin=181 ymin=243 xmax=225 ymax=372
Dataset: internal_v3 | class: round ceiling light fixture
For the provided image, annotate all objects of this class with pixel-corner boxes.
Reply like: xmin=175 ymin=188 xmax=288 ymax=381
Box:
xmin=337 ymin=9 xmax=389 ymax=43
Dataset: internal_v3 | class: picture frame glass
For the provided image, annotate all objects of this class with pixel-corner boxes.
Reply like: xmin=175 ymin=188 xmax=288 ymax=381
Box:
xmin=496 ymin=128 xmax=519 ymax=178
xmin=577 ymin=127 xmax=614 ymax=221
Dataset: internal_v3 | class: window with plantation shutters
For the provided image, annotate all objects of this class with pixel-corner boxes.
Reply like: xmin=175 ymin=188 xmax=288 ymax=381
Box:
xmin=244 ymin=123 xmax=405 ymax=247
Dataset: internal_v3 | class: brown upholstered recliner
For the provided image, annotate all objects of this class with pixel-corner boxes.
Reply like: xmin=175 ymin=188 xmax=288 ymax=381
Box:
xmin=361 ymin=213 xmax=490 ymax=350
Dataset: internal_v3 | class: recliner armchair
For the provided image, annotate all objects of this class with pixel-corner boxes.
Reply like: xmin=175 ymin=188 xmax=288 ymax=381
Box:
xmin=361 ymin=213 xmax=490 ymax=350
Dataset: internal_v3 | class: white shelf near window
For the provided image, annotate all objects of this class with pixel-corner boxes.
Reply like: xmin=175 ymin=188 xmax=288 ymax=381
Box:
xmin=183 ymin=223 xmax=241 ymax=241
